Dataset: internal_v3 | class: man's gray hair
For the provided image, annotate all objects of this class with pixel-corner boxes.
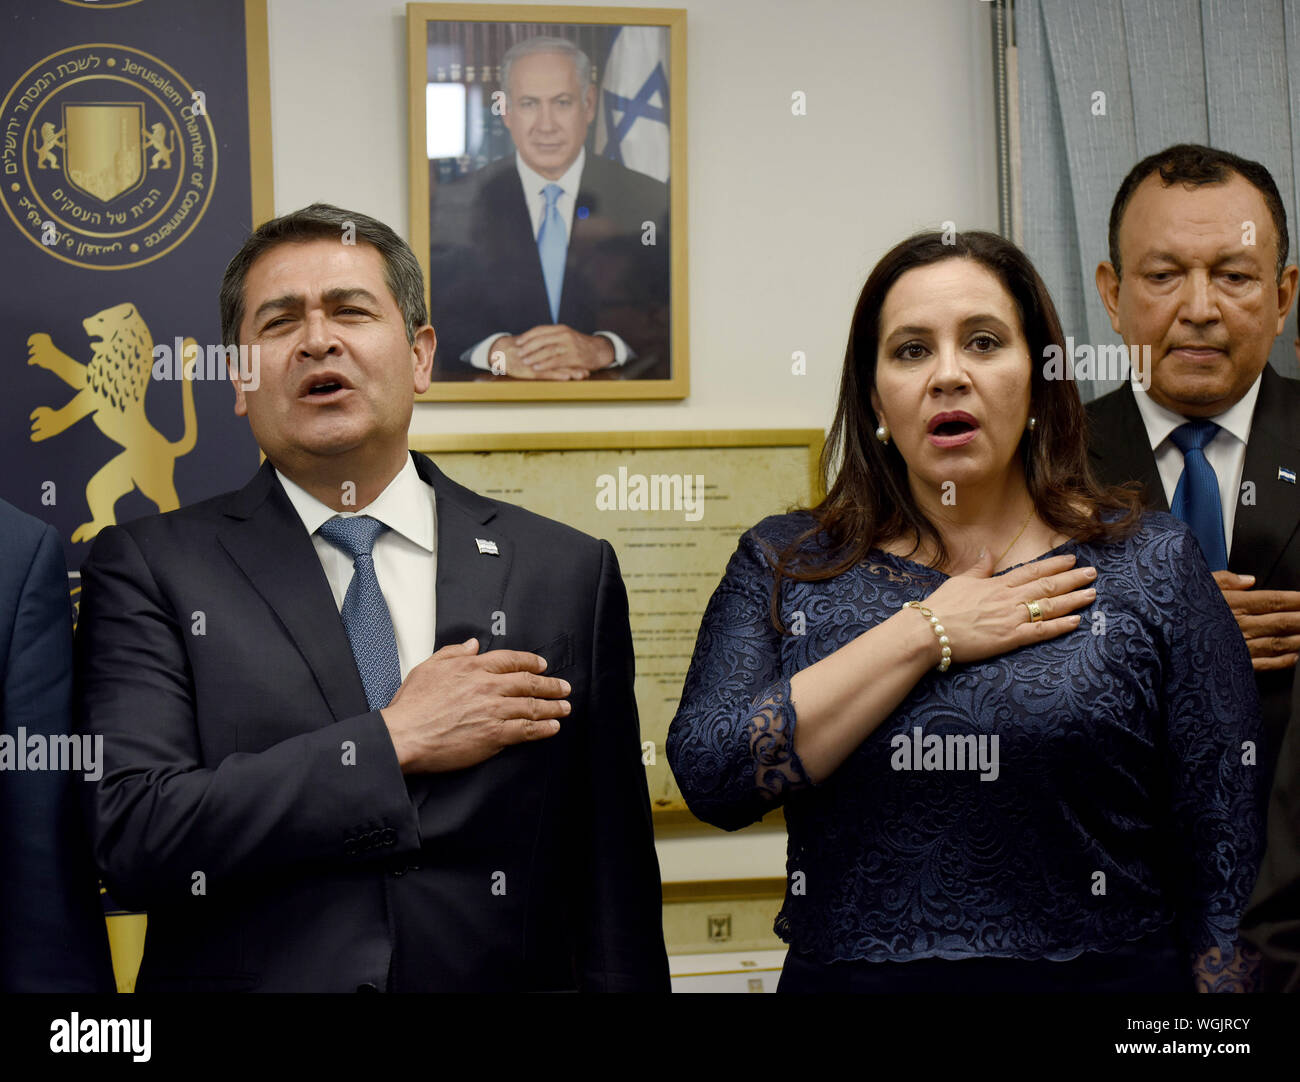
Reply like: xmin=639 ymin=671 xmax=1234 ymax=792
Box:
xmin=501 ymin=36 xmax=592 ymax=99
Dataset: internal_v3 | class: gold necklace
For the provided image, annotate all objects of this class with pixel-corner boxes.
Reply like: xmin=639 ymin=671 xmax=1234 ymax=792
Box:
xmin=994 ymin=503 xmax=1036 ymax=569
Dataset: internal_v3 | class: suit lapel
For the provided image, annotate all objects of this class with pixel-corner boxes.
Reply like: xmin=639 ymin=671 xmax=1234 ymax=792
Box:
xmin=1233 ymin=365 xmax=1300 ymax=582
xmin=411 ymin=453 xmax=514 ymax=653
xmin=216 ymin=462 xmax=370 ymax=723
xmin=559 ymin=158 xmax=607 ymax=329
xmin=562 ymin=160 xmax=597 ymax=312
xmin=215 ymin=454 xmax=518 ymax=748
xmin=1089 ymin=383 xmax=1167 ymax=510
xmin=410 ymin=453 xmax=513 ymax=812
xmin=483 ymin=163 xmax=552 ymax=326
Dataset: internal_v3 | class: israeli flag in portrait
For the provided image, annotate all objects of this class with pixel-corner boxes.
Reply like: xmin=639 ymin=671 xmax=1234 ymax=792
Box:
xmin=596 ymin=26 xmax=670 ymax=182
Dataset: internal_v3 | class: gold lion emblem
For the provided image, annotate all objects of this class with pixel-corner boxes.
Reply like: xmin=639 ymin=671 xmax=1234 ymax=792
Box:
xmin=142 ymin=121 xmax=174 ymax=171
xmin=28 ymin=303 xmax=197 ymax=543
xmin=32 ymin=121 xmax=65 ymax=169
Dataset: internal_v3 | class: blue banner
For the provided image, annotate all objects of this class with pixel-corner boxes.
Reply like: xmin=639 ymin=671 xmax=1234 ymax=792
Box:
xmin=1 ymin=0 xmax=269 ymax=573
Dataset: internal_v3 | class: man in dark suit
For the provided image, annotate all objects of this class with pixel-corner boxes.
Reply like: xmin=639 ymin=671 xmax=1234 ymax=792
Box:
xmin=1087 ymin=145 xmax=1300 ymax=988
xmin=1088 ymin=144 xmax=1300 ymax=774
xmin=75 ymin=204 xmax=669 ymax=991
xmin=428 ymin=36 xmax=670 ymax=382
xmin=0 ymin=498 xmax=114 ymax=991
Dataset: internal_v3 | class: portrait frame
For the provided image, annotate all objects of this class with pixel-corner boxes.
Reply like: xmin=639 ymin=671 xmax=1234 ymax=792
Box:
xmin=406 ymin=4 xmax=687 ymax=401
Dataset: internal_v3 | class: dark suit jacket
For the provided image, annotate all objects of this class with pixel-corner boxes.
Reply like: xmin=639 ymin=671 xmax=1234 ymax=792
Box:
xmin=0 ymin=499 xmax=114 ymax=991
xmin=1088 ymin=369 xmax=1300 ymax=990
xmin=1242 ymin=674 xmax=1300 ymax=991
xmin=1086 ymin=366 xmax=1300 ymax=771
xmin=428 ymin=154 xmax=670 ymax=379
xmin=75 ymin=453 xmax=669 ymax=992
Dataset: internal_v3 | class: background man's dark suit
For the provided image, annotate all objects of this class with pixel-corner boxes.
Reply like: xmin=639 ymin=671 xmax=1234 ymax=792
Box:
xmin=428 ymin=154 xmax=670 ymax=379
xmin=75 ymin=452 xmax=669 ymax=992
xmin=1241 ymin=673 xmax=1300 ymax=991
xmin=1086 ymin=365 xmax=1300 ymax=774
xmin=0 ymin=498 xmax=113 ymax=991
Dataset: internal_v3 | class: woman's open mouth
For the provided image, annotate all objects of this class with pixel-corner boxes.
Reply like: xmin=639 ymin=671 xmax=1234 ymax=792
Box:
xmin=926 ymin=412 xmax=980 ymax=447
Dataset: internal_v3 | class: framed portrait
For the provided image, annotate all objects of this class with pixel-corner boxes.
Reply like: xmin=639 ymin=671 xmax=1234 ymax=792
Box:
xmin=409 ymin=429 xmax=824 ymax=823
xmin=406 ymin=4 xmax=687 ymax=401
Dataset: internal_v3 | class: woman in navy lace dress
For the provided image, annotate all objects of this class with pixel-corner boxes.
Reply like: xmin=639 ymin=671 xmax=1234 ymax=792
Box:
xmin=667 ymin=231 xmax=1265 ymax=992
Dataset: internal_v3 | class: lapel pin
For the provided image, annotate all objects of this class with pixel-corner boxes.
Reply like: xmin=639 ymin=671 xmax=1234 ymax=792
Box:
xmin=1280 ymin=467 xmax=1296 ymax=485
xmin=475 ymin=538 xmax=499 ymax=556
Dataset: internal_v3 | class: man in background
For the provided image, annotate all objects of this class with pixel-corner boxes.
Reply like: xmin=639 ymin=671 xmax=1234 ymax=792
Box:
xmin=0 ymin=498 xmax=114 ymax=991
xmin=428 ymin=36 xmax=670 ymax=381
xmin=1089 ymin=143 xmax=1300 ymax=774
xmin=1088 ymin=144 xmax=1300 ymax=988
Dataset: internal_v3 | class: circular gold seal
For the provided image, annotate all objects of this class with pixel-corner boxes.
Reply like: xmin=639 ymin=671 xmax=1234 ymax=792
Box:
xmin=0 ymin=43 xmax=217 ymax=270
xmin=58 ymin=2 xmax=145 ymax=9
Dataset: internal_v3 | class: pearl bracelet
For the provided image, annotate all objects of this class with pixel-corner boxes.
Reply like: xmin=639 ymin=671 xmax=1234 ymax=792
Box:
xmin=903 ymin=600 xmax=952 ymax=672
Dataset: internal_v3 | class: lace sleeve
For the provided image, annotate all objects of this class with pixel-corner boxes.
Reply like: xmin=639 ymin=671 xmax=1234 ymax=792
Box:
xmin=667 ymin=528 xmax=812 ymax=830
xmin=1157 ymin=526 xmax=1267 ymax=991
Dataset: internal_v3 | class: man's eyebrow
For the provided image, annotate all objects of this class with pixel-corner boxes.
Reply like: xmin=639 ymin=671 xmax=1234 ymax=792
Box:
xmin=1136 ymin=251 xmax=1182 ymax=265
xmin=251 ymin=287 xmax=382 ymax=324
xmin=322 ymin=287 xmax=383 ymax=307
xmin=251 ymin=293 xmax=301 ymax=323
xmin=1138 ymin=249 xmax=1263 ymax=265
xmin=1214 ymin=249 xmax=1265 ymax=264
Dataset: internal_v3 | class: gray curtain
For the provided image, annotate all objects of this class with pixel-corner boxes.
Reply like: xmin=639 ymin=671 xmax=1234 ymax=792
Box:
xmin=1015 ymin=0 xmax=1300 ymax=400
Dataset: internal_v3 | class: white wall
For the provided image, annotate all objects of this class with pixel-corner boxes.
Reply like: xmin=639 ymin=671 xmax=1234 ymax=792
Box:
xmin=266 ymin=0 xmax=998 ymax=882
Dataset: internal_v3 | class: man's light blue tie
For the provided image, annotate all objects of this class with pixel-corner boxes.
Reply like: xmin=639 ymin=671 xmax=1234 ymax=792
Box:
xmin=537 ymin=182 xmax=566 ymax=322
xmin=317 ymin=515 xmax=402 ymax=711
xmin=1169 ymin=420 xmax=1228 ymax=571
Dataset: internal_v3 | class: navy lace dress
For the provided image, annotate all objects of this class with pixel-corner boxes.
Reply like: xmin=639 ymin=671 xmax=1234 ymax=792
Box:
xmin=667 ymin=511 xmax=1266 ymax=991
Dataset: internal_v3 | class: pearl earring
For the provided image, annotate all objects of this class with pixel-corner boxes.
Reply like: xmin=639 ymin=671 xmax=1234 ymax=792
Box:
xmin=1027 ymin=416 xmax=1037 ymax=432
xmin=875 ymin=424 xmax=890 ymax=444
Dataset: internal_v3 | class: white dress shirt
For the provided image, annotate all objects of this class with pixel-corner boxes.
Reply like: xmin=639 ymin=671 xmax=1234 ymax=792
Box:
xmin=276 ymin=456 xmax=437 ymax=681
xmin=1130 ymin=373 xmax=1262 ymax=558
xmin=468 ymin=147 xmax=631 ymax=369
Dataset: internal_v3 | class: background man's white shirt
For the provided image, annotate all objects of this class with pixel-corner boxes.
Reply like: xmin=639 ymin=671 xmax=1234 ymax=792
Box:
xmin=1131 ymin=372 xmax=1261 ymax=558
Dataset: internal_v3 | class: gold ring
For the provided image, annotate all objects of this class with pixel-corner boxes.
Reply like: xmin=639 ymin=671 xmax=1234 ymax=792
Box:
xmin=1024 ymin=599 xmax=1044 ymax=622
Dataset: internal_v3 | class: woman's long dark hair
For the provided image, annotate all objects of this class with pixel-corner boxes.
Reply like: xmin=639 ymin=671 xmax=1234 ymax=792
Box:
xmin=771 ymin=230 xmax=1143 ymax=627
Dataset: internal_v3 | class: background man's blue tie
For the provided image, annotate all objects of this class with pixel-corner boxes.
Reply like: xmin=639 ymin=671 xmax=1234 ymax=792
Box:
xmin=1169 ymin=419 xmax=1228 ymax=571
xmin=317 ymin=515 xmax=402 ymax=711
xmin=537 ymin=182 xmax=566 ymax=322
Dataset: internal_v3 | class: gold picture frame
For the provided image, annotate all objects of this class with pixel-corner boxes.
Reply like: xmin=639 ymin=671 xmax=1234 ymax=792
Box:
xmin=410 ymin=429 xmax=825 ymax=822
xmin=407 ymin=4 xmax=687 ymax=401
xmin=245 ymin=0 xmax=275 ymax=227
